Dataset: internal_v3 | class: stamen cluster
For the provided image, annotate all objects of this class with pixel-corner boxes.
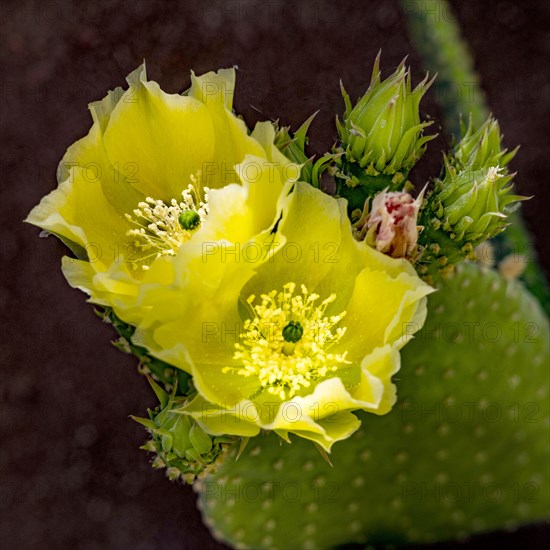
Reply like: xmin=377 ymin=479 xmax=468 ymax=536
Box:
xmin=233 ymin=282 xmax=349 ymax=400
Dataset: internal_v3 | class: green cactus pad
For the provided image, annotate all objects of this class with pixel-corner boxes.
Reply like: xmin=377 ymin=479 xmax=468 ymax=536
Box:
xmin=197 ymin=263 xmax=549 ymax=549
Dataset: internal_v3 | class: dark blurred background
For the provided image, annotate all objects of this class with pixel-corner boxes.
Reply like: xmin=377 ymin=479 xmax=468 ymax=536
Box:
xmin=1 ymin=1 xmax=549 ymax=549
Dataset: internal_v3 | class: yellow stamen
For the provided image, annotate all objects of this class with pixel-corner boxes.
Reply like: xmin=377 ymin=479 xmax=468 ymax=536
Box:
xmin=125 ymin=172 xmax=208 ymax=269
xmin=233 ymin=283 xmax=349 ymax=400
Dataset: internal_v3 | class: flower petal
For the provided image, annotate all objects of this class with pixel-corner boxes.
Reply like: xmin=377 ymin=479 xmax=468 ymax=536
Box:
xmin=242 ymin=182 xmax=343 ymax=298
xmin=281 ymin=411 xmax=361 ymax=452
xmin=336 ymin=267 xmax=433 ymax=359
xmin=26 ymin=166 xmax=131 ymax=270
xmin=179 ymin=394 xmax=262 ymax=438
xmin=103 ymin=67 xmax=216 ymax=202
xmin=189 ymin=69 xmax=268 ymax=189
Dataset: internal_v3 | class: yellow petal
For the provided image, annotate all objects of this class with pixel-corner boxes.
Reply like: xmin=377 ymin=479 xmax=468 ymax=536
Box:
xmin=26 ymin=166 xmax=131 ymax=270
xmin=189 ymin=68 xmax=269 ymax=190
xmin=189 ymin=68 xmax=236 ymax=109
xmin=103 ymin=69 xmax=215 ymax=202
xmin=338 ymin=267 xmax=433 ymax=359
xmin=242 ymin=182 xmax=343 ymax=299
xmin=284 ymin=411 xmax=361 ymax=452
xmin=179 ymin=394 xmax=262 ymax=438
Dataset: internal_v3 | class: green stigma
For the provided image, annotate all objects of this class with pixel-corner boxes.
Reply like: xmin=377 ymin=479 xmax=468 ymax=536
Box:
xmin=178 ymin=210 xmax=201 ymax=231
xmin=282 ymin=321 xmax=304 ymax=343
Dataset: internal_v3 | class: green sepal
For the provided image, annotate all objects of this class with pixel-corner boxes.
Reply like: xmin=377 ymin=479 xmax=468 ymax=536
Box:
xmin=190 ymin=423 xmax=213 ymax=455
xmin=95 ymin=306 xmax=191 ymax=392
xmin=37 ymin=229 xmax=89 ymax=262
xmin=274 ymin=113 xmax=317 ymax=184
xmin=130 ymin=416 xmax=157 ymax=431
xmin=235 ymin=437 xmax=250 ymax=461
xmin=146 ymin=376 xmax=169 ymax=409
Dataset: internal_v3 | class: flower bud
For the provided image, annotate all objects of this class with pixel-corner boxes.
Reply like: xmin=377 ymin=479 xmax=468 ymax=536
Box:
xmin=353 ymin=189 xmax=423 ymax=259
xmin=337 ymin=52 xmax=436 ymax=179
xmin=452 ymin=115 xmax=518 ymax=171
xmin=436 ymin=165 xmax=522 ymax=243
xmin=416 ymin=111 xmax=527 ymax=284
xmin=132 ymin=378 xmax=235 ymax=484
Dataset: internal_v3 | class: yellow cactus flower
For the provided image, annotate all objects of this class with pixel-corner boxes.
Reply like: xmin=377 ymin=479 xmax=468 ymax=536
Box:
xmin=133 ymin=183 xmax=434 ymax=451
xmin=26 ymin=64 xmax=300 ymax=324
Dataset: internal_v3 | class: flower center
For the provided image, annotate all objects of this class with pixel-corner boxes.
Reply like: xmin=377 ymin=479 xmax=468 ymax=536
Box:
xmin=125 ymin=173 xmax=208 ymax=270
xmin=233 ymin=282 xmax=349 ymax=400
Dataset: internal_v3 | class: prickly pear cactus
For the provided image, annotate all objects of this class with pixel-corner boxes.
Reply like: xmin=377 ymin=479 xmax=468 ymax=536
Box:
xmin=196 ymin=263 xmax=549 ymax=549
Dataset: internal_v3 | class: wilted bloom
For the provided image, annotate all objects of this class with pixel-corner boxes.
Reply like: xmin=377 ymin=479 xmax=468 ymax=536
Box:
xmin=26 ymin=64 xmax=299 ymax=324
xmin=354 ymin=189 xmax=424 ymax=258
xmin=337 ymin=52 xmax=436 ymax=179
xmin=133 ymin=183 xmax=433 ymax=451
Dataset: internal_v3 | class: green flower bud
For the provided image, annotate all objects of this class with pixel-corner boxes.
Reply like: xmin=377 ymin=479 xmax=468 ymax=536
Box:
xmin=417 ymin=162 xmax=527 ymax=284
xmin=452 ymin=115 xmax=518 ymax=171
xmin=416 ymin=114 xmax=526 ymax=284
xmin=132 ymin=378 xmax=236 ymax=484
xmin=437 ymin=165 xmax=520 ymax=242
xmin=337 ymin=52 xmax=436 ymax=178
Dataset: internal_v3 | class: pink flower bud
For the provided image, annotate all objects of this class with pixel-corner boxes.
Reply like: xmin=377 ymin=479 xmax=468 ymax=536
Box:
xmin=354 ymin=189 xmax=423 ymax=258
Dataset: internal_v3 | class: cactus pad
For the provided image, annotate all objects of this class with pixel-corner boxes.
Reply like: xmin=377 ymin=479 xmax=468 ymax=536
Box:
xmin=197 ymin=263 xmax=549 ymax=549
